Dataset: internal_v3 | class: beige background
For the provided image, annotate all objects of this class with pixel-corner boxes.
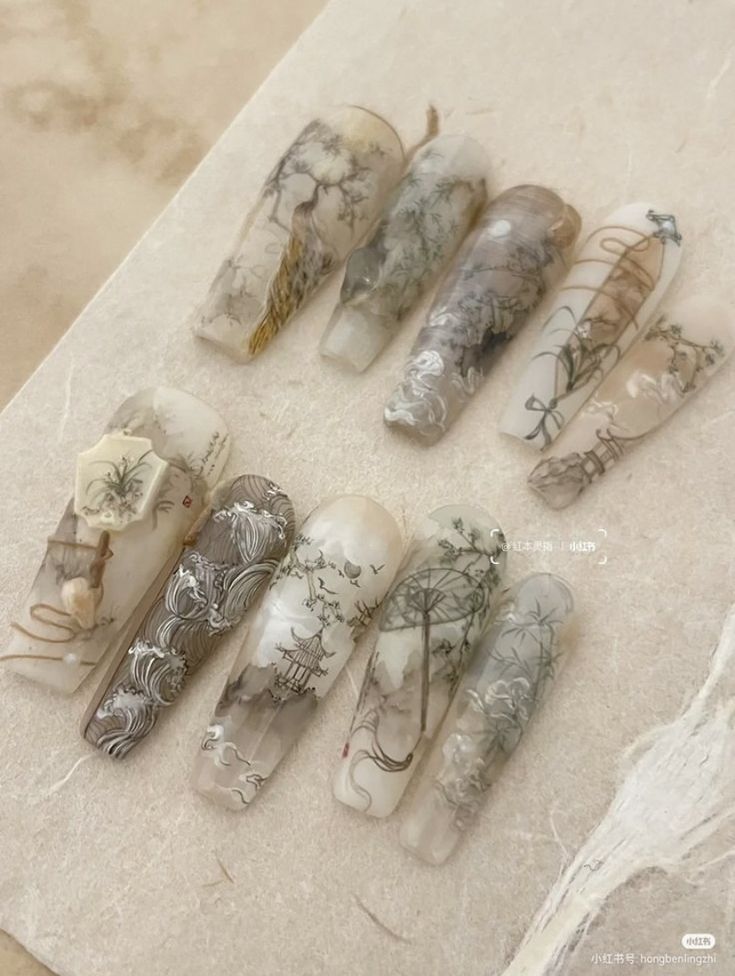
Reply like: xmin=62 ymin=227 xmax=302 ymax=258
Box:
xmin=0 ymin=1 xmax=324 ymax=972
xmin=1 ymin=1 xmax=734 ymax=975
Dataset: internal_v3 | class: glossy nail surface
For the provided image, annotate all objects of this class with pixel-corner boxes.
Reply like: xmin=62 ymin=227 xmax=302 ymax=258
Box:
xmin=333 ymin=506 xmax=506 ymax=818
xmin=528 ymin=297 xmax=735 ymax=508
xmin=319 ymin=135 xmax=488 ymax=371
xmin=192 ymin=495 xmax=403 ymax=810
xmin=384 ymin=185 xmax=580 ymax=443
xmin=82 ymin=475 xmax=294 ymax=757
xmin=4 ymin=388 xmax=229 ymax=693
xmin=500 ymin=202 xmax=683 ymax=448
xmin=400 ymin=574 xmax=574 ymax=864
xmin=195 ymin=107 xmax=404 ymax=362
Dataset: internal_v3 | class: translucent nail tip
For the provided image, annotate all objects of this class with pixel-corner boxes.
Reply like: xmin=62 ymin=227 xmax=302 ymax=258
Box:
xmin=528 ymin=295 xmax=735 ymax=508
xmin=192 ymin=494 xmax=403 ymax=811
xmin=500 ymin=201 xmax=684 ymax=450
xmin=385 ymin=185 xmax=580 ymax=444
xmin=333 ymin=505 xmax=507 ymax=819
xmin=3 ymin=388 xmax=230 ymax=694
xmin=82 ymin=475 xmax=295 ymax=758
xmin=195 ymin=107 xmax=404 ymax=361
xmin=321 ymin=134 xmax=489 ymax=372
xmin=399 ymin=572 xmax=574 ymax=864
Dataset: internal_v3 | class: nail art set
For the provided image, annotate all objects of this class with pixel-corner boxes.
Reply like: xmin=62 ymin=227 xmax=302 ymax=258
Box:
xmin=5 ymin=105 xmax=733 ymax=868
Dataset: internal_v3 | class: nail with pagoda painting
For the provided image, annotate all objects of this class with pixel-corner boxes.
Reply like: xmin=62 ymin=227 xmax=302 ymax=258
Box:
xmin=400 ymin=574 xmax=574 ymax=865
xmin=194 ymin=106 xmax=405 ymax=362
xmin=192 ymin=495 xmax=403 ymax=811
xmin=527 ymin=296 xmax=735 ymax=508
xmin=319 ymin=134 xmax=489 ymax=372
xmin=2 ymin=388 xmax=230 ymax=694
xmin=499 ymin=202 xmax=683 ymax=449
xmin=82 ymin=475 xmax=295 ymax=758
xmin=332 ymin=505 xmax=507 ymax=819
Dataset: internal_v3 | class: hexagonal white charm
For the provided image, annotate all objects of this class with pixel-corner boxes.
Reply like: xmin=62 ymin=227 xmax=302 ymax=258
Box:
xmin=74 ymin=432 xmax=169 ymax=531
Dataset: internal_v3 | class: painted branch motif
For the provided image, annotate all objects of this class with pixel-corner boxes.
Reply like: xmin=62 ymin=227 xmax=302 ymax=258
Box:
xmin=332 ymin=506 xmax=506 ymax=818
xmin=194 ymin=107 xmax=404 ymax=362
xmin=192 ymin=495 xmax=403 ymax=811
xmin=528 ymin=296 xmax=734 ymax=508
xmin=82 ymin=475 xmax=295 ymax=758
xmin=2 ymin=388 xmax=230 ymax=694
xmin=500 ymin=203 xmax=683 ymax=449
xmin=384 ymin=185 xmax=580 ymax=443
xmin=319 ymin=135 xmax=488 ymax=372
xmin=400 ymin=574 xmax=574 ymax=865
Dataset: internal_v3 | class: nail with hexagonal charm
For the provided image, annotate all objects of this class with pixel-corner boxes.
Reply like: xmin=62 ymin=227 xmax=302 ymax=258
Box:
xmin=332 ymin=506 xmax=506 ymax=819
xmin=2 ymin=388 xmax=230 ymax=693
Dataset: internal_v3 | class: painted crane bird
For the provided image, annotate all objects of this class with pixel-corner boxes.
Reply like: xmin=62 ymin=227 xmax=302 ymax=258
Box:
xmin=380 ymin=566 xmax=486 ymax=733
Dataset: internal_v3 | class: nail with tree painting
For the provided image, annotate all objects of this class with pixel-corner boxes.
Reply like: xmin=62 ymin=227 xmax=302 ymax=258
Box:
xmin=384 ymin=185 xmax=580 ymax=443
xmin=2 ymin=388 xmax=229 ymax=694
xmin=400 ymin=574 xmax=574 ymax=865
xmin=319 ymin=135 xmax=489 ymax=372
xmin=333 ymin=506 xmax=506 ymax=819
xmin=194 ymin=106 xmax=405 ymax=362
xmin=192 ymin=495 xmax=403 ymax=811
xmin=528 ymin=296 xmax=735 ymax=508
xmin=82 ymin=475 xmax=295 ymax=758
xmin=499 ymin=202 xmax=683 ymax=449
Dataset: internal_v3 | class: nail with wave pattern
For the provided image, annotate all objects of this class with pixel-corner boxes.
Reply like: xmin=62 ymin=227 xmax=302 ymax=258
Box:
xmin=82 ymin=475 xmax=295 ymax=758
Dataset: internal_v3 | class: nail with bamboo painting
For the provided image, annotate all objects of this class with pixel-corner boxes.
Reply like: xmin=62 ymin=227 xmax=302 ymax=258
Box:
xmin=527 ymin=296 xmax=735 ymax=508
xmin=2 ymin=387 xmax=230 ymax=694
xmin=400 ymin=574 xmax=574 ymax=865
xmin=499 ymin=202 xmax=683 ymax=449
xmin=332 ymin=506 xmax=507 ymax=819
xmin=192 ymin=495 xmax=403 ymax=811
xmin=194 ymin=106 xmax=405 ymax=362
xmin=384 ymin=185 xmax=580 ymax=443
xmin=82 ymin=475 xmax=295 ymax=758
xmin=319 ymin=134 xmax=489 ymax=372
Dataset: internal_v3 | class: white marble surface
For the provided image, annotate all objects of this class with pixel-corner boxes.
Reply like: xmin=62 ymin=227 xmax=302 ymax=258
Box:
xmin=1 ymin=1 xmax=734 ymax=974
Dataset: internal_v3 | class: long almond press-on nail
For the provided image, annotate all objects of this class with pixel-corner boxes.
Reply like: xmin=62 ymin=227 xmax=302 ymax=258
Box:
xmin=82 ymin=475 xmax=295 ymax=757
xmin=384 ymin=185 xmax=580 ymax=442
xmin=500 ymin=202 xmax=683 ymax=448
xmin=194 ymin=107 xmax=405 ymax=361
xmin=528 ymin=296 xmax=735 ymax=508
xmin=400 ymin=573 xmax=574 ymax=865
xmin=3 ymin=388 xmax=230 ymax=694
xmin=319 ymin=135 xmax=489 ymax=371
xmin=332 ymin=506 xmax=506 ymax=818
xmin=192 ymin=495 xmax=403 ymax=810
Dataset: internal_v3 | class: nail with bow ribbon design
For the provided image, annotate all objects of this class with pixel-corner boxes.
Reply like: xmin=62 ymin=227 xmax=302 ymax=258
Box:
xmin=384 ymin=185 xmax=580 ymax=443
xmin=82 ymin=475 xmax=295 ymax=758
xmin=319 ymin=134 xmax=489 ymax=372
xmin=194 ymin=106 xmax=405 ymax=362
xmin=400 ymin=574 xmax=574 ymax=865
xmin=332 ymin=506 xmax=506 ymax=819
xmin=500 ymin=202 xmax=683 ymax=449
xmin=528 ymin=296 xmax=735 ymax=508
xmin=192 ymin=495 xmax=403 ymax=810
xmin=3 ymin=388 xmax=229 ymax=694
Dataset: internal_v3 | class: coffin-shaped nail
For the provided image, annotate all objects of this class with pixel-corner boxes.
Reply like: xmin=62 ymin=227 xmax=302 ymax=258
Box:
xmin=194 ymin=107 xmax=404 ymax=362
xmin=528 ymin=296 xmax=735 ymax=508
xmin=3 ymin=388 xmax=229 ymax=694
xmin=333 ymin=506 xmax=506 ymax=818
xmin=192 ymin=495 xmax=403 ymax=810
xmin=319 ymin=135 xmax=489 ymax=371
xmin=81 ymin=475 xmax=295 ymax=757
xmin=400 ymin=573 xmax=574 ymax=864
xmin=384 ymin=185 xmax=580 ymax=443
xmin=499 ymin=202 xmax=683 ymax=449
